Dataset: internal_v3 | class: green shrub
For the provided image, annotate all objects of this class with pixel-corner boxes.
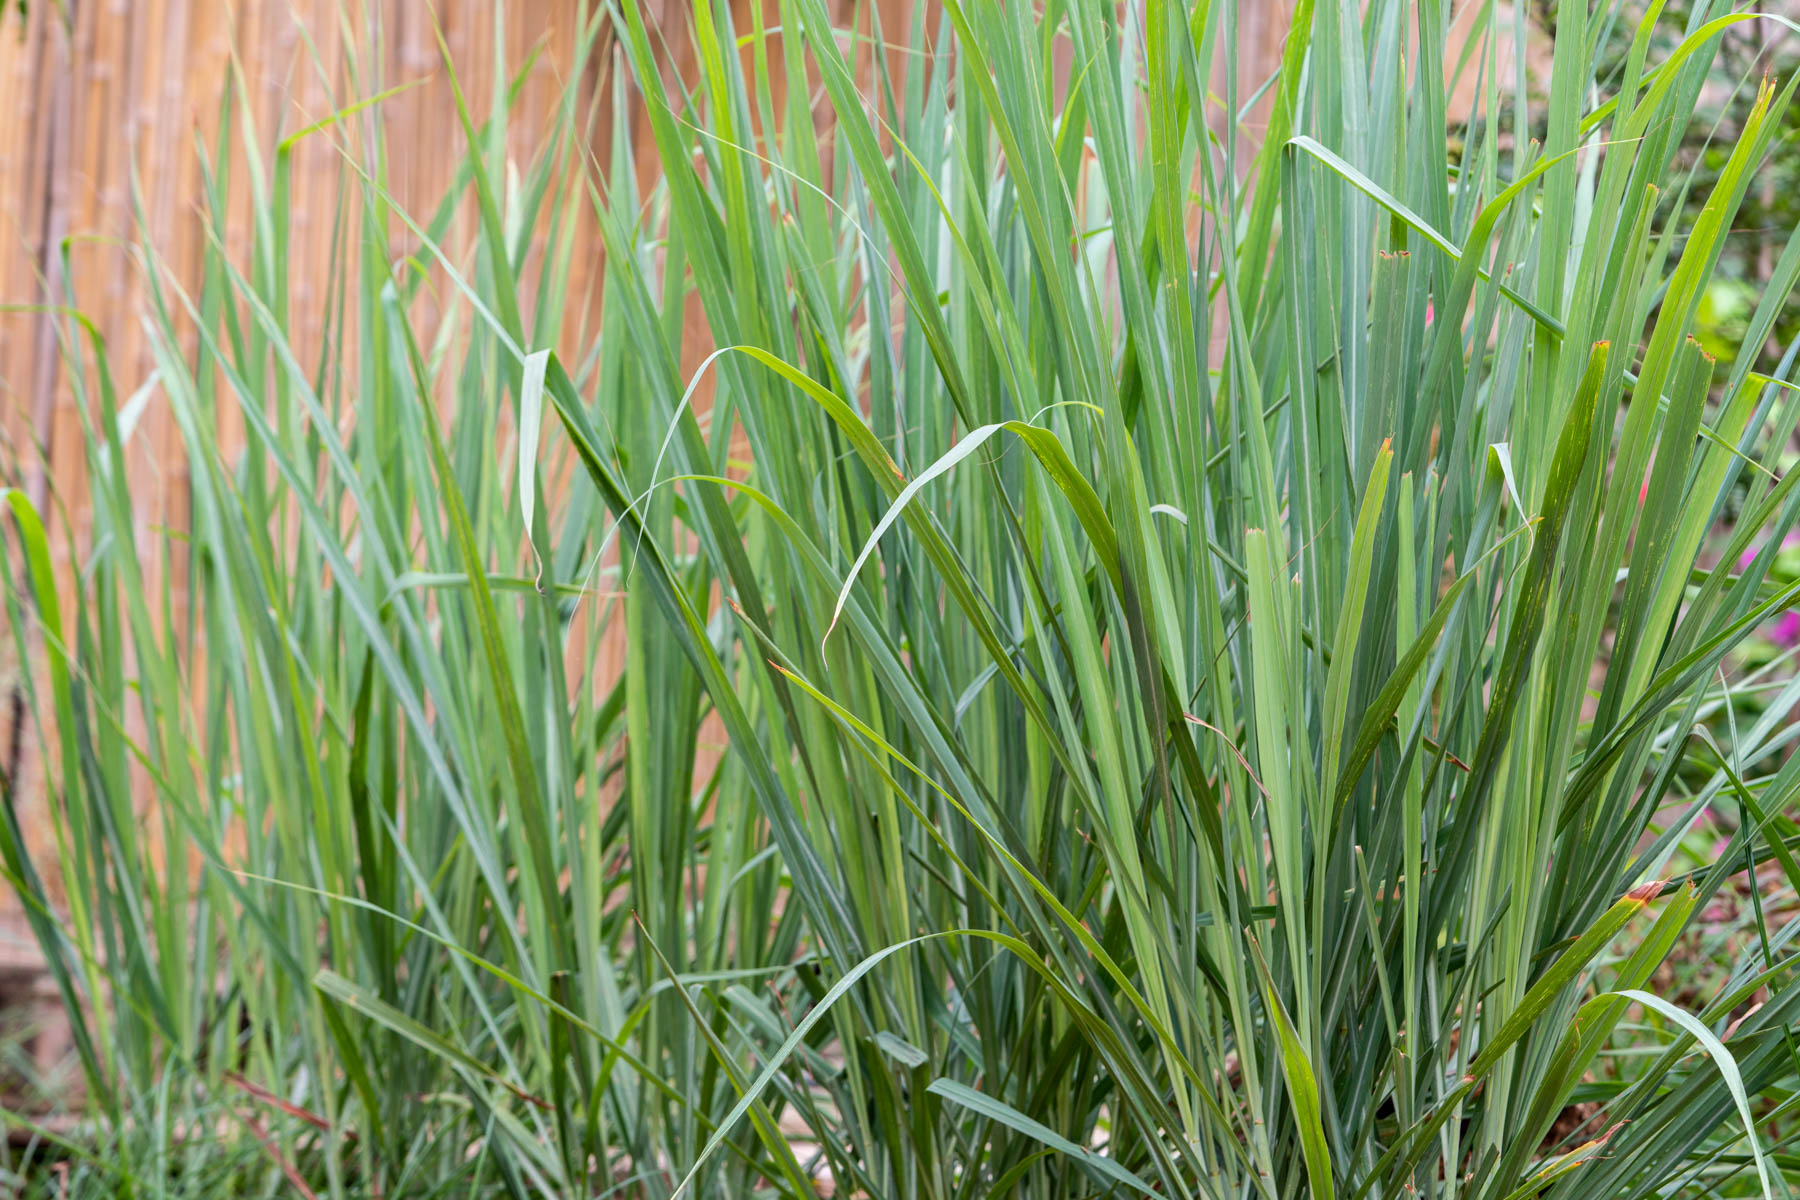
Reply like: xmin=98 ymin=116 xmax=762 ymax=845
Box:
xmin=6 ymin=1 xmax=1800 ymax=1196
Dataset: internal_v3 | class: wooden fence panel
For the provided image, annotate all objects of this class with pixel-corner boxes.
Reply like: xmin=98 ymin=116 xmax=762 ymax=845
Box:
xmin=0 ymin=1 xmax=1289 ymax=924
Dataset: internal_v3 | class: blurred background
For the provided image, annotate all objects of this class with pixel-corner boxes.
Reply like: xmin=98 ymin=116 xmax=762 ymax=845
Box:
xmin=0 ymin=0 xmax=1294 ymax=923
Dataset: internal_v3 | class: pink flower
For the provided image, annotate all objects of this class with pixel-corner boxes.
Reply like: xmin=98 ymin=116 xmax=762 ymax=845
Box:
xmin=1738 ymin=532 xmax=1800 ymax=647
xmin=1738 ymin=530 xmax=1800 ymax=572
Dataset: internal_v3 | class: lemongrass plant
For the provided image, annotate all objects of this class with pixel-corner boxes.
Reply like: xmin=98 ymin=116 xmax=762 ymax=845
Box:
xmin=6 ymin=0 xmax=1800 ymax=1196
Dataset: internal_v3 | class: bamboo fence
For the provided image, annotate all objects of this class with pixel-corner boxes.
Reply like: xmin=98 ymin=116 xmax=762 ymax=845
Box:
xmin=0 ymin=0 xmax=1307 ymax=936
